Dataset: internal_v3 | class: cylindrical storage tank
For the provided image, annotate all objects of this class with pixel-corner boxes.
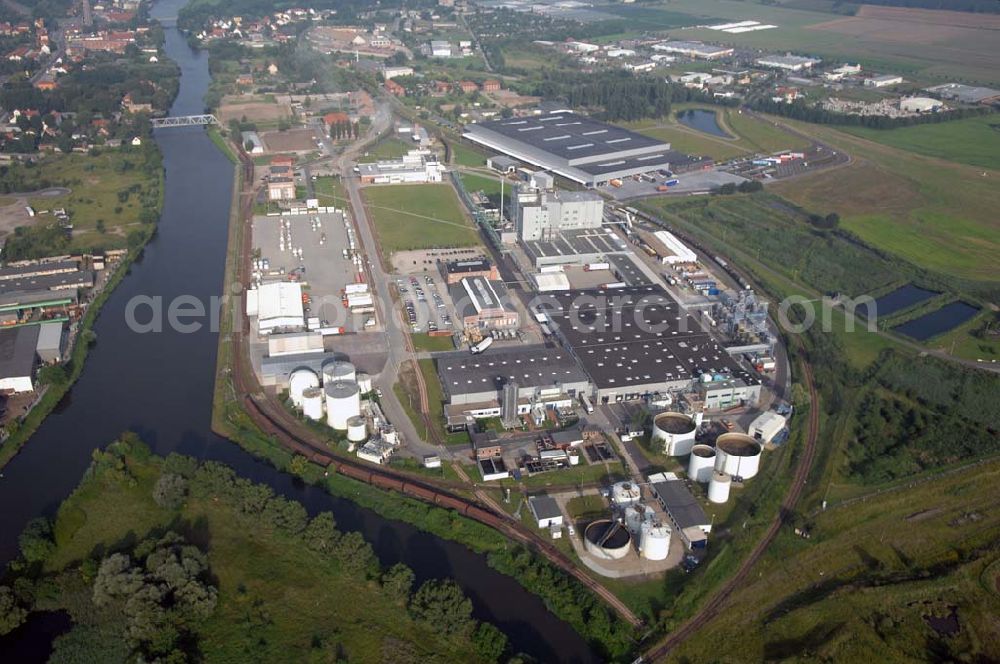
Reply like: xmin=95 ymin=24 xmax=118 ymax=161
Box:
xmin=301 ymin=386 xmax=324 ymax=421
xmin=652 ymin=412 xmax=697 ymax=456
xmin=623 ymin=505 xmax=643 ymax=535
xmin=346 ymin=415 xmax=367 ymax=443
xmin=288 ymin=368 xmax=320 ymax=408
xmin=355 ymin=372 xmax=373 ymax=394
xmin=325 ymin=380 xmax=360 ymax=430
xmin=715 ymin=433 xmax=762 ymax=480
xmin=322 ymin=360 xmax=356 ymax=385
xmin=583 ymin=520 xmax=632 ymax=561
xmin=611 ymin=481 xmax=641 ymax=507
xmin=687 ymin=444 xmax=717 ymax=483
xmin=640 ymin=522 xmax=671 ymax=561
xmin=708 ymin=471 xmax=732 ymax=504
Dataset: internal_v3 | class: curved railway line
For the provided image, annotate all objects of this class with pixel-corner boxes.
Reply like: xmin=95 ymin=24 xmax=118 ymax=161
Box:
xmin=642 ymin=359 xmax=820 ymax=661
xmin=225 ymin=148 xmax=642 ymax=629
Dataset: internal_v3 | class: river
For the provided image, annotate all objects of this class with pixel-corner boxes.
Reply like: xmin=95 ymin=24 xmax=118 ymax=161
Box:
xmin=0 ymin=2 xmax=598 ymax=661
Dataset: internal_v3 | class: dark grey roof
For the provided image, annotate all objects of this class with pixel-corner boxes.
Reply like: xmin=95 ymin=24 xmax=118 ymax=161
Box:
xmin=0 ymin=325 xmax=39 ymax=379
xmin=0 ymin=289 xmax=77 ymax=310
xmin=529 ymin=494 xmax=561 ymax=521
xmin=538 ymin=286 xmax=754 ymax=389
xmin=0 ymin=260 xmax=78 ymax=280
xmin=651 ymin=479 xmax=709 ymax=530
xmin=606 ymin=254 xmax=651 ymax=286
xmin=446 ymin=257 xmax=492 ymax=274
xmin=260 ymin=351 xmax=340 ymax=380
xmin=0 ymin=270 xmax=94 ymax=294
xmin=473 ymin=113 xmax=667 ymax=162
xmin=437 ymin=344 xmax=590 ymax=395
xmin=448 ymin=277 xmax=516 ymax=316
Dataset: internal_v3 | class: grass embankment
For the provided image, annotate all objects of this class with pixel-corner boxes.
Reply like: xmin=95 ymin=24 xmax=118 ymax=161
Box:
xmin=772 ymin=119 xmax=1000 ymax=283
xmin=362 ymin=183 xmax=480 ymax=254
xmin=31 ymin=440 xmax=499 ymax=662
xmin=206 ymin=126 xmax=238 ymax=164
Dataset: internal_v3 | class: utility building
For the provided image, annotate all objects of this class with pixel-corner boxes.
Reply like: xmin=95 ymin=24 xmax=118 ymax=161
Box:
xmin=513 ymin=180 xmax=604 ymax=242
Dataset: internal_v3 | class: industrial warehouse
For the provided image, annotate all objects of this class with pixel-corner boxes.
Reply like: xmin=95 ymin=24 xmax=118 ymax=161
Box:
xmin=538 ymin=285 xmax=761 ymax=404
xmin=463 ymin=111 xmax=675 ymax=187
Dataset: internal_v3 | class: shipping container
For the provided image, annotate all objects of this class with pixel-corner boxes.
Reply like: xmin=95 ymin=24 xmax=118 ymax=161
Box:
xmin=584 ymin=262 xmax=610 ymax=272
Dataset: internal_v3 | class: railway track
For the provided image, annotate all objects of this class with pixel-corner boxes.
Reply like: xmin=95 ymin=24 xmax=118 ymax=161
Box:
xmin=224 ymin=143 xmax=642 ymax=629
xmin=642 ymin=358 xmax=821 ymax=661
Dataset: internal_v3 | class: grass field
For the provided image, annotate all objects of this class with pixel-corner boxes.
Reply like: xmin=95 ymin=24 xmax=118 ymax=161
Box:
xmin=362 ymin=183 xmax=479 ymax=254
xmin=313 ymin=174 xmax=348 ymax=207
xmin=413 ymin=333 xmax=457 ymax=353
xmin=772 ymin=121 xmax=1000 ymax=282
xmin=39 ymin=443 xmax=490 ymax=662
xmin=621 ymin=107 xmax=809 ymax=161
xmin=840 ymin=114 xmax=1000 ymax=170
xmin=666 ymin=459 xmax=1000 ymax=662
xmin=10 ymin=149 xmax=161 ymax=256
xmin=359 ymin=136 xmax=415 ymax=162
xmin=451 ymin=142 xmax=487 ymax=168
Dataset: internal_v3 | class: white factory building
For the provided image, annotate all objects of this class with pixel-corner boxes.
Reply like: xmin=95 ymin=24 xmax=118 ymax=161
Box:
xmin=755 ymin=54 xmax=821 ymax=71
xmin=652 ymin=41 xmax=733 ymax=60
xmin=864 ymin=74 xmax=904 ymax=88
xmin=512 ymin=173 xmax=605 ymax=242
xmin=357 ymin=150 xmax=442 ymax=184
xmin=246 ymin=282 xmax=304 ymax=334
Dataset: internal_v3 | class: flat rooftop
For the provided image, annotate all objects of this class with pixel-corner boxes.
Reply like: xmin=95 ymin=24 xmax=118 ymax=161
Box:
xmin=0 ymin=260 xmax=78 ymax=280
xmin=0 ymin=270 xmax=95 ymax=294
xmin=465 ymin=111 xmax=673 ymax=183
xmin=523 ymin=227 xmax=626 ymax=264
xmin=651 ymin=478 xmax=709 ymax=530
xmin=540 ymin=286 xmax=754 ymax=390
xmin=0 ymin=324 xmax=39 ymax=379
xmin=437 ymin=344 xmax=590 ymax=395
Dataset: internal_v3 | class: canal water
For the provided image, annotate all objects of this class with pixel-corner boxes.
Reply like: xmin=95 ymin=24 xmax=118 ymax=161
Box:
xmin=677 ymin=108 xmax=731 ymax=138
xmin=0 ymin=2 xmax=598 ymax=661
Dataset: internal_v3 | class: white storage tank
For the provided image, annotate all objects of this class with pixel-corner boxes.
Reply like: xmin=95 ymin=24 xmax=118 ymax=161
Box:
xmin=356 ymin=372 xmax=373 ymax=394
xmin=322 ymin=360 xmax=356 ymax=385
xmin=687 ymin=444 xmax=717 ymax=483
xmin=288 ymin=368 xmax=320 ymax=408
xmin=715 ymin=433 xmax=762 ymax=480
xmin=346 ymin=415 xmax=367 ymax=443
xmin=652 ymin=412 xmax=698 ymax=456
xmin=640 ymin=522 xmax=671 ymax=561
xmin=301 ymin=386 xmax=324 ymax=421
xmin=623 ymin=504 xmax=653 ymax=535
xmin=708 ymin=471 xmax=732 ymax=504
xmin=611 ymin=481 xmax=641 ymax=507
xmin=325 ymin=380 xmax=361 ymax=430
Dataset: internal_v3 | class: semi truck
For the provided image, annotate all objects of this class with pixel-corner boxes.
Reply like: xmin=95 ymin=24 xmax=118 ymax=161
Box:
xmin=470 ymin=336 xmax=494 ymax=354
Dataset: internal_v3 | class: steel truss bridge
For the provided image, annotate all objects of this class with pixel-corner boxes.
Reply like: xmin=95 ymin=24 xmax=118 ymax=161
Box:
xmin=150 ymin=115 xmax=218 ymax=128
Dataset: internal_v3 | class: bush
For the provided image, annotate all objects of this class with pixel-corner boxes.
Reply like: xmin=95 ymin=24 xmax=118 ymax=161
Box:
xmin=152 ymin=473 xmax=188 ymax=510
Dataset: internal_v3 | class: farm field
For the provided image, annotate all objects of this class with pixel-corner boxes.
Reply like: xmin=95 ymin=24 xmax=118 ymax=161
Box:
xmin=666 ymin=458 xmax=1000 ymax=663
xmin=839 ymin=114 xmax=1000 ymax=170
xmin=663 ymin=0 xmax=1000 ymax=85
xmin=771 ymin=121 xmax=1000 ymax=283
xmin=362 ymin=183 xmax=479 ymax=254
xmin=216 ymin=95 xmax=293 ymax=124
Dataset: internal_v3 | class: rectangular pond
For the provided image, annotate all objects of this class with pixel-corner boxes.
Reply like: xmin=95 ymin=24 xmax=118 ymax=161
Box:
xmin=893 ymin=301 xmax=980 ymax=341
xmin=871 ymin=284 xmax=940 ymax=318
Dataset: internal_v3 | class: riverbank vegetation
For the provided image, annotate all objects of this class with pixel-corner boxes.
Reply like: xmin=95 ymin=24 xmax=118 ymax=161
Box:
xmin=0 ymin=436 xmax=509 ymax=662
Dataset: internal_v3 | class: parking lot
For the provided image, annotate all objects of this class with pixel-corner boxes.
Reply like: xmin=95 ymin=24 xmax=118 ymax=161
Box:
xmin=252 ymin=211 xmax=376 ymax=333
xmin=599 ymin=169 xmax=748 ymax=200
xmin=394 ymin=272 xmax=454 ymax=336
